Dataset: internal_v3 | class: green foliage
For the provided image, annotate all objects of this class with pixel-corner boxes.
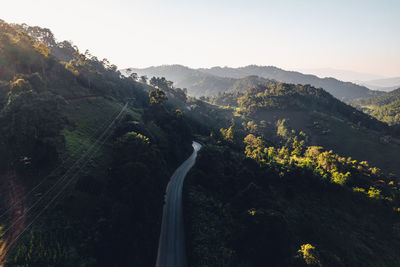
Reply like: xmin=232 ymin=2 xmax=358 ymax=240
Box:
xmin=351 ymin=88 xmax=400 ymax=126
xmin=297 ymin=244 xmax=322 ymax=266
xmin=149 ymin=76 xmax=173 ymax=91
xmin=220 ymin=126 xmax=235 ymax=143
xmin=244 ymin=134 xmax=268 ymax=163
xmin=243 ymin=129 xmax=395 ymax=191
xmin=367 ymin=187 xmax=382 ymax=199
xmin=149 ymin=88 xmax=168 ymax=105
xmin=185 ymin=142 xmax=400 ymax=267
xmin=9 ymin=78 xmax=32 ymax=96
xmin=185 ymin=188 xmax=235 ymax=267
xmin=212 ymin=80 xmax=400 ymax=175
xmin=11 ymin=228 xmax=79 ymax=266
xmin=276 ymin=119 xmax=290 ymax=139
xmin=214 ymin=81 xmax=388 ymax=135
xmin=291 ymin=136 xmax=306 ymax=156
xmin=0 ymin=91 xmax=67 ymax=168
xmin=353 ymin=187 xmax=366 ymax=193
xmin=331 ymin=171 xmax=350 ymax=185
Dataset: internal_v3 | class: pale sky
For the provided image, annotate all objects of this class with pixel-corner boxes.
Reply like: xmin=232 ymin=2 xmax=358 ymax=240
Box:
xmin=1 ymin=0 xmax=399 ymax=77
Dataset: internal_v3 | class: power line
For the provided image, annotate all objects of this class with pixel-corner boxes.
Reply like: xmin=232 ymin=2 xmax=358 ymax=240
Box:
xmin=0 ymin=103 xmax=128 ymax=244
xmin=0 ymin=105 xmax=122 ymax=220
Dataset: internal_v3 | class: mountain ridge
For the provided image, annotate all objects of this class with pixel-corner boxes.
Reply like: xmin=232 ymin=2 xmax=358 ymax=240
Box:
xmin=126 ymin=64 xmax=382 ymax=100
xmin=358 ymin=77 xmax=400 ymax=92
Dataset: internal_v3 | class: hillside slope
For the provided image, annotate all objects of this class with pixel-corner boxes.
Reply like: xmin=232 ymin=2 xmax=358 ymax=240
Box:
xmin=352 ymin=88 xmax=400 ymax=126
xmin=182 ymin=82 xmax=400 ymax=267
xmin=0 ymin=19 xmax=198 ymax=266
xmin=211 ymin=80 xmax=400 ymax=175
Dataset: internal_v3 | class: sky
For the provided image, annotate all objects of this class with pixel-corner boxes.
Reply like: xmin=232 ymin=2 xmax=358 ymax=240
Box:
xmin=1 ymin=0 xmax=399 ymax=78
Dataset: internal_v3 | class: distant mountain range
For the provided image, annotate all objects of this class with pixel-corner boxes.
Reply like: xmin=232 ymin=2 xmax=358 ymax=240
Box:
xmin=294 ymin=67 xmax=386 ymax=82
xmin=357 ymin=77 xmax=400 ymax=92
xmin=125 ymin=65 xmax=382 ymax=100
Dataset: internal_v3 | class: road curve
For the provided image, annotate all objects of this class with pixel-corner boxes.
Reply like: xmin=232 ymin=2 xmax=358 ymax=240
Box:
xmin=156 ymin=141 xmax=202 ymax=267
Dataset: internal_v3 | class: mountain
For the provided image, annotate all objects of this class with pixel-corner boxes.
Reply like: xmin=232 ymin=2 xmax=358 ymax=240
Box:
xmin=210 ymin=78 xmax=400 ymax=175
xmin=294 ymin=67 xmax=386 ymax=82
xmin=123 ymin=65 xmax=237 ymax=97
xmin=127 ymin=65 xmax=382 ymax=100
xmin=202 ymin=65 xmax=381 ymax=100
xmin=358 ymin=77 xmax=400 ymax=92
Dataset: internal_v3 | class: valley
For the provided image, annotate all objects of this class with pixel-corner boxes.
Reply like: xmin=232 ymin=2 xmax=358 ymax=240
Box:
xmin=0 ymin=6 xmax=399 ymax=266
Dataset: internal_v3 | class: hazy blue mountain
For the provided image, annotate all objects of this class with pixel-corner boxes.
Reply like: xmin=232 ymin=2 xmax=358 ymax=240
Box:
xmin=127 ymin=65 xmax=381 ymax=100
xmin=125 ymin=65 xmax=236 ymax=97
xmin=294 ymin=67 xmax=385 ymax=82
xmin=201 ymin=65 xmax=381 ymax=100
xmin=358 ymin=77 xmax=400 ymax=92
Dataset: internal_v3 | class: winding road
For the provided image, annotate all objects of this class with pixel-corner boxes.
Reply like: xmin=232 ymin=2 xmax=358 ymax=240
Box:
xmin=156 ymin=141 xmax=202 ymax=267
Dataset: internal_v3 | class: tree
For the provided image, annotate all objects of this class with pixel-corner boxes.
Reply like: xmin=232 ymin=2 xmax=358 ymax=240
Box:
xmin=149 ymin=88 xmax=167 ymax=105
xmin=291 ymin=136 xmax=305 ymax=156
xmin=298 ymin=244 xmax=321 ymax=266
xmin=140 ymin=75 xmax=148 ymax=84
xmin=244 ymin=134 xmax=267 ymax=162
xmin=174 ymin=88 xmax=187 ymax=102
xmin=9 ymin=78 xmax=32 ymax=96
xmin=0 ymin=91 xmax=66 ymax=168
xmin=129 ymin=72 xmax=138 ymax=81
xmin=149 ymin=77 xmax=173 ymax=91
xmin=220 ymin=125 xmax=236 ymax=143
xmin=276 ymin=119 xmax=291 ymax=139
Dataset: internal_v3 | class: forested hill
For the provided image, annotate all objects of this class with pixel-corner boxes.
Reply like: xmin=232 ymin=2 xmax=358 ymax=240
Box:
xmin=183 ymin=84 xmax=400 ymax=267
xmin=350 ymin=88 xmax=400 ymax=126
xmin=127 ymin=64 xmax=381 ymax=100
xmin=210 ymin=80 xmax=400 ymax=175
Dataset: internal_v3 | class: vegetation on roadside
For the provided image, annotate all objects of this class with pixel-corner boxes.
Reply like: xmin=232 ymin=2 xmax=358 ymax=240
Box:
xmin=184 ymin=126 xmax=400 ymax=267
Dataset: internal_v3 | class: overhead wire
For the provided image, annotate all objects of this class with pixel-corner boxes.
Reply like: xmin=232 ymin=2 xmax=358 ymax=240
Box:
xmin=0 ymin=102 xmax=129 ymax=245
xmin=0 ymin=105 xmax=123 ymax=220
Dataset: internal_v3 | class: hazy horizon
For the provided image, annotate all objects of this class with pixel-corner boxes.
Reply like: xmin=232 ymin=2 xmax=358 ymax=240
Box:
xmin=127 ymin=64 xmax=398 ymax=83
xmin=1 ymin=0 xmax=399 ymax=78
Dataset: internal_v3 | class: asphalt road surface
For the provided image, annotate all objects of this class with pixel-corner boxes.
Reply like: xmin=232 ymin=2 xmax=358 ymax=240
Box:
xmin=156 ymin=141 xmax=202 ymax=267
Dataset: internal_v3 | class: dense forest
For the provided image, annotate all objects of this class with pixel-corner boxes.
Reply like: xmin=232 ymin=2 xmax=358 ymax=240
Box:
xmin=184 ymin=125 xmax=400 ymax=266
xmin=0 ymin=18 xmax=399 ymax=267
xmin=209 ymin=80 xmax=400 ymax=175
xmin=183 ymin=81 xmax=400 ymax=266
